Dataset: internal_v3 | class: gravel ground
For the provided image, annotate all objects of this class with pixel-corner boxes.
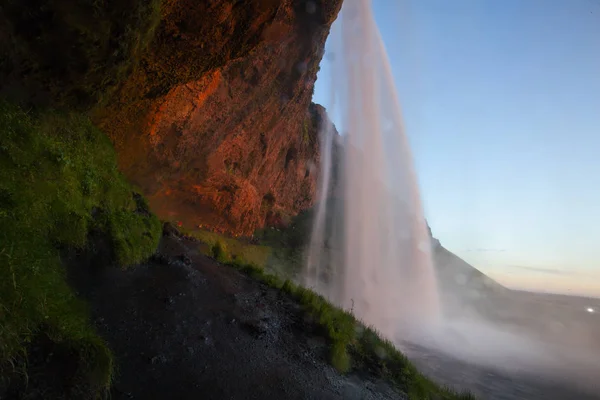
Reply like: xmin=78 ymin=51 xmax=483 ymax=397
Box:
xmin=86 ymin=233 xmax=402 ymax=400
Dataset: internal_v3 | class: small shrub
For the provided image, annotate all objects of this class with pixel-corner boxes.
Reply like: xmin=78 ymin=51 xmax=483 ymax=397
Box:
xmin=212 ymin=240 xmax=229 ymax=263
xmin=281 ymin=279 xmax=297 ymax=294
xmin=330 ymin=341 xmax=351 ymax=373
xmin=302 ymin=119 xmax=311 ymax=145
xmin=261 ymin=273 xmax=283 ymax=289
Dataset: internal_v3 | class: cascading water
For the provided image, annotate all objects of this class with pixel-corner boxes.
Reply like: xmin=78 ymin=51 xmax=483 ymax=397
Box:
xmin=304 ymin=0 xmax=440 ymax=341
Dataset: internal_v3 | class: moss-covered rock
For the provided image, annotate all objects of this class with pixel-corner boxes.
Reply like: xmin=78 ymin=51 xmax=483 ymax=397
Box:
xmin=0 ymin=100 xmax=161 ymax=396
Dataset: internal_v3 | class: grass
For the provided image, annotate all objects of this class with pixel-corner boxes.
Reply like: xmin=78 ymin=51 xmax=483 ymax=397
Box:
xmin=182 ymin=228 xmax=271 ymax=268
xmin=0 ymin=100 xmax=162 ymax=394
xmin=179 ymin=224 xmax=307 ymax=283
xmin=211 ymin=241 xmax=230 ymax=264
xmin=302 ymin=118 xmax=311 ymax=145
xmin=194 ymin=234 xmax=475 ymax=400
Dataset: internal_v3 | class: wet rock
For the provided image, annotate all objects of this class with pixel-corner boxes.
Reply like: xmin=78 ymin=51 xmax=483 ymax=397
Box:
xmin=162 ymin=222 xmax=181 ymax=238
xmin=164 ymin=296 xmax=175 ymax=305
xmin=150 ymin=355 xmax=167 ymax=365
xmin=177 ymin=254 xmax=192 ymax=265
xmin=151 ymin=253 xmax=170 ymax=265
xmin=242 ymin=320 xmax=269 ymax=339
xmin=200 ymin=335 xmax=212 ymax=345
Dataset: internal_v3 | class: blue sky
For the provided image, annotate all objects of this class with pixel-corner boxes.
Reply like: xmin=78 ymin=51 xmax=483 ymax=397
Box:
xmin=312 ymin=0 xmax=600 ymax=297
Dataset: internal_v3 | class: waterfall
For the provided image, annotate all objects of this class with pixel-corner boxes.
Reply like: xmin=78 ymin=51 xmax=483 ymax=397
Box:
xmin=304 ymin=0 xmax=440 ymax=340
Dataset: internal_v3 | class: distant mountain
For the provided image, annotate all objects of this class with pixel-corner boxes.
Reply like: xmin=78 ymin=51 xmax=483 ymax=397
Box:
xmin=425 ymin=224 xmax=507 ymax=318
xmin=427 ymin=223 xmax=503 ymax=287
xmin=431 ymin=239 xmax=504 ymax=292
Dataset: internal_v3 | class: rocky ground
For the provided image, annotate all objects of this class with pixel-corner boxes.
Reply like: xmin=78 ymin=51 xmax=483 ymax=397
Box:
xmin=81 ymin=228 xmax=401 ymax=400
xmin=59 ymin=225 xmax=600 ymax=400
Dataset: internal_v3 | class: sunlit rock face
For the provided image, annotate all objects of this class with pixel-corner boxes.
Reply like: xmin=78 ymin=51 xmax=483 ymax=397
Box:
xmin=95 ymin=0 xmax=343 ymax=236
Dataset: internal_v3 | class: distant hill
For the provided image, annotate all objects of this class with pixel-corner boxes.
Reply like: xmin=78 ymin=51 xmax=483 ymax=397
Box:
xmin=431 ymin=240 xmax=505 ymax=295
xmin=426 ymin=224 xmax=502 ymax=280
xmin=425 ymin=226 xmax=508 ymax=318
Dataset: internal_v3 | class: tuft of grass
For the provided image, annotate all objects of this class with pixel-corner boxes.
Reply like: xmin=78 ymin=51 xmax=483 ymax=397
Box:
xmin=211 ymin=240 xmax=230 ymax=264
xmin=330 ymin=340 xmax=352 ymax=373
xmin=0 ymin=100 xmax=161 ymax=394
xmin=281 ymin=281 xmax=356 ymax=373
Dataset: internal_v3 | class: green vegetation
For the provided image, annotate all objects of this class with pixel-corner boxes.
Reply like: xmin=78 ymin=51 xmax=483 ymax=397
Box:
xmin=186 ymin=228 xmax=271 ymax=268
xmin=255 ymin=209 xmax=313 ymax=279
xmin=302 ymin=118 xmax=311 ymax=145
xmin=190 ymin=229 xmax=474 ymax=400
xmin=0 ymin=101 xmax=162 ymax=394
xmin=211 ymin=241 xmax=230 ymax=263
xmin=180 ymin=217 xmax=310 ymax=283
xmin=0 ymin=0 xmax=164 ymax=391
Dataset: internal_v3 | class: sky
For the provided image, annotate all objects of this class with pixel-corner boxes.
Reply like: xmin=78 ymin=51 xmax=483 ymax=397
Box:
xmin=312 ymin=0 xmax=600 ymax=297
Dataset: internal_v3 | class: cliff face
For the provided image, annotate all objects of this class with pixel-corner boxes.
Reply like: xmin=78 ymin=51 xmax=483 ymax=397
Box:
xmin=93 ymin=0 xmax=342 ymax=237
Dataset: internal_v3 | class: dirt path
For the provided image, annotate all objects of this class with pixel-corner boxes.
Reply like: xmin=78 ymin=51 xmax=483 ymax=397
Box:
xmin=85 ymin=233 xmax=401 ymax=400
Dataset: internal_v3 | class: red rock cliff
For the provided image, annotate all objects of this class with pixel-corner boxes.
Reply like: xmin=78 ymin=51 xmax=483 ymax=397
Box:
xmin=94 ymin=0 xmax=342 ymax=236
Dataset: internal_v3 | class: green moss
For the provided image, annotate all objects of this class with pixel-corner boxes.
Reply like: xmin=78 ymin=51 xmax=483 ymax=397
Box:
xmin=0 ymin=100 xmax=161 ymax=393
xmin=302 ymin=118 xmax=311 ymax=145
